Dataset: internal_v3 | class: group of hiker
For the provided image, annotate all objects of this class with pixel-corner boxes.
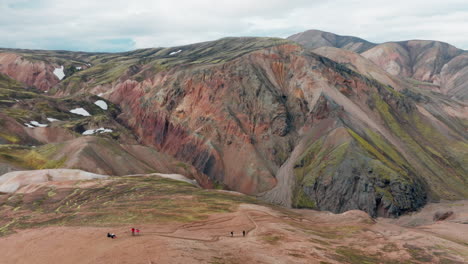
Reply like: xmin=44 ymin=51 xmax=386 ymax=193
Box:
xmin=106 ymin=227 xmax=141 ymax=239
xmin=230 ymin=230 xmax=246 ymax=237
xmin=131 ymin=227 xmax=140 ymax=236
xmin=108 ymin=228 xmax=248 ymax=240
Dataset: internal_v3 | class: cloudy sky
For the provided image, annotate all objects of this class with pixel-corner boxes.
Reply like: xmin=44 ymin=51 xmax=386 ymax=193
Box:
xmin=1 ymin=0 xmax=467 ymax=52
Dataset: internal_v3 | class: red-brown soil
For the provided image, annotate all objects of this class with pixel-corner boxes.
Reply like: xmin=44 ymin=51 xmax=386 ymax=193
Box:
xmin=1 ymin=202 xmax=467 ymax=264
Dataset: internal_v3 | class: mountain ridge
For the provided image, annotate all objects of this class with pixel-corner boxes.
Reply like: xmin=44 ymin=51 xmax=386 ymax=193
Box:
xmin=0 ymin=33 xmax=466 ymax=217
xmin=289 ymin=29 xmax=468 ymax=101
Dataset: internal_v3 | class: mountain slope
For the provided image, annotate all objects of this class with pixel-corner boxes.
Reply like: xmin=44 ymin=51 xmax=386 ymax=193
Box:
xmin=0 ymin=48 xmax=97 ymax=91
xmin=289 ymin=30 xmax=468 ymax=101
xmin=288 ymin=29 xmax=376 ymax=53
xmin=0 ymin=73 xmax=209 ymax=185
xmin=0 ymin=36 xmax=467 ymax=217
xmin=361 ymin=40 xmax=468 ymax=100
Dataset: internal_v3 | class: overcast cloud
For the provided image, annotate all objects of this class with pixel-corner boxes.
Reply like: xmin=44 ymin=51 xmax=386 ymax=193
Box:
xmin=1 ymin=0 xmax=467 ymax=52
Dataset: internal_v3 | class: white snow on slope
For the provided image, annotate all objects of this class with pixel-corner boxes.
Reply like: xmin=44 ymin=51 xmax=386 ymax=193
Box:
xmin=94 ymin=100 xmax=108 ymax=110
xmin=82 ymin=129 xmax=95 ymax=135
xmin=30 ymin=121 xmax=48 ymax=127
xmin=169 ymin=50 xmax=182 ymax=55
xmin=153 ymin=173 xmax=198 ymax=186
xmin=82 ymin=127 xmax=113 ymax=135
xmin=53 ymin=65 xmax=65 ymax=80
xmin=76 ymin=66 xmax=82 ymax=70
xmin=24 ymin=123 xmax=34 ymax=128
xmin=96 ymin=128 xmax=113 ymax=133
xmin=127 ymin=173 xmax=199 ymax=186
xmin=47 ymin=117 xmax=59 ymax=122
xmin=70 ymin=108 xmax=91 ymax=116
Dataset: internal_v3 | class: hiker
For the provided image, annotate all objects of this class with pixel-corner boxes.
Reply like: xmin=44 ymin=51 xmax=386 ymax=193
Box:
xmin=243 ymin=230 xmax=246 ymax=237
xmin=136 ymin=229 xmax=140 ymax=235
xmin=131 ymin=228 xmax=135 ymax=236
xmin=230 ymin=231 xmax=233 ymax=237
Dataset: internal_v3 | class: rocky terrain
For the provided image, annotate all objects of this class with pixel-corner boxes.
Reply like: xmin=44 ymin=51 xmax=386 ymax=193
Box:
xmin=0 ymin=31 xmax=467 ymax=220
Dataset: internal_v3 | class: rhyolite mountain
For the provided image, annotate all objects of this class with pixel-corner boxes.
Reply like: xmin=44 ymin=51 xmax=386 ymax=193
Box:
xmin=288 ymin=29 xmax=376 ymax=53
xmin=0 ymin=32 xmax=467 ymax=217
xmin=288 ymin=29 xmax=468 ymax=100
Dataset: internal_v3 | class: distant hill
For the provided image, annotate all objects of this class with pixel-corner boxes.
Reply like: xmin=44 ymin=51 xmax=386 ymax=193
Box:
xmin=288 ymin=29 xmax=376 ymax=53
xmin=288 ymin=30 xmax=468 ymax=100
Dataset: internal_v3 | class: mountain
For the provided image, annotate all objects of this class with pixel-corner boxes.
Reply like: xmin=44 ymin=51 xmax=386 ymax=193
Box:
xmin=288 ymin=30 xmax=468 ymax=101
xmin=0 ymin=72 xmax=210 ymax=184
xmin=362 ymin=40 xmax=467 ymax=100
xmin=0 ymin=34 xmax=467 ymax=218
xmin=288 ymin=29 xmax=376 ymax=53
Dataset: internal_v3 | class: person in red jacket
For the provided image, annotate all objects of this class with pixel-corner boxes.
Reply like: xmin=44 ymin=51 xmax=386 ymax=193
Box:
xmin=131 ymin=228 xmax=135 ymax=236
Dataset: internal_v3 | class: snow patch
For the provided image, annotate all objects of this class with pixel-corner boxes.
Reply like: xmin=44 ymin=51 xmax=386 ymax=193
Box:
xmin=96 ymin=128 xmax=113 ymax=133
xmin=82 ymin=129 xmax=95 ymax=135
xmin=76 ymin=66 xmax=82 ymax=70
xmin=82 ymin=127 xmax=113 ymax=135
xmin=70 ymin=108 xmax=91 ymax=116
xmin=47 ymin=117 xmax=59 ymax=122
xmin=126 ymin=173 xmax=198 ymax=186
xmin=169 ymin=49 xmax=182 ymax=56
xmin=30 ymin=121 xmax=48 ymax=127
xmin=24 ymin=121 xmax=48 ymax=128
xmin=53 ymin=65 xmax=65 ymax=80
xmin=153 ymin=173 xmax=198 ymax=186
xmin=94 ymin=100 xmax=108 ymax=110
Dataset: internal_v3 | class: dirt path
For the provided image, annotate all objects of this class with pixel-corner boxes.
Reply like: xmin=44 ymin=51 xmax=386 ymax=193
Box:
xmin=137 ymin=207 xmax=262 ymax=242
xmin=1 ymin=203 xmax=467 ymax=264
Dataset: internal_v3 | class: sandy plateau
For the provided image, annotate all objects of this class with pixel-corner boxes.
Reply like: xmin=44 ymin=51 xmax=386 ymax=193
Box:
xmin=0 ymin=172 xmax=466 ymax=264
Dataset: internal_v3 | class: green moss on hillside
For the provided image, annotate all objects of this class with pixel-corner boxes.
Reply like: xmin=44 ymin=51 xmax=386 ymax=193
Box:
xmin=372 ymin=91 xmax=468 ymax=198
xmin=59 ymin=37 xmax=292 ymax=90
xmin=0 ymin=144 xmax=66 ymax=170
xmin=0 ymin=176 xmax=262 ymax=236
xmin=292 ymin=135 xmax=350 ymax=208
xmin=347 ymin=129 xmax=407 ymax=177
